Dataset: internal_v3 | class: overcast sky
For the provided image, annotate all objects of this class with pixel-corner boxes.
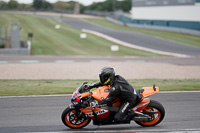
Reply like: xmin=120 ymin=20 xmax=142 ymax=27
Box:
xmin=1 ymin=0 xmax=106 ymax=6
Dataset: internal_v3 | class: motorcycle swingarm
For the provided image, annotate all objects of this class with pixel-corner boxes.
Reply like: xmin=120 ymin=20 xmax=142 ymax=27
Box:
xmin=132 ymin=111 xmax=152 ymax=122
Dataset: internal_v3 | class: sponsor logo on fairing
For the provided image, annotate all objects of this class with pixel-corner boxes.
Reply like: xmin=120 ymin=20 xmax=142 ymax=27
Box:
xmin=122 ymin=102 xmax=129 ymax=113
xmin=132 ymin=102 xmax=149 ymax=111
xmin=86 ymin=109 xmax=108 ymax=117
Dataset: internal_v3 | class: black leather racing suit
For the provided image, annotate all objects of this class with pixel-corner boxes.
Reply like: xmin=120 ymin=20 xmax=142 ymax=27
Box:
xmin=93 ymin=75 xmax=137 ymax=122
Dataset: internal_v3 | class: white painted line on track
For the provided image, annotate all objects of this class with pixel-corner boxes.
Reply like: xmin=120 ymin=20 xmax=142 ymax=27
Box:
xmin=159 ymin=91 xmax=200 ymax=93
xmin=21 ymin=60 xmax=40 ymax=63
xmin=55 ymin=60 xmax=74 ymax=63
xmin=23 ymin=128 xmax=200 ymax=133
xmin=82 ymin=29 xmax=191 ymax=58
xmin=0 ymin=94 xmax=72 ymax=99
xmin=1 ymin=91 xmax=200 ymax=99
xmin=90 ymin=60 xmax=109 ymax=62
xmin=0 ymin=59 xmax=151 ymax=64
xmin=0 ymin=61 xmax=8 ymax=64
xmin=125 ymin=60 xmax=146 ymax=62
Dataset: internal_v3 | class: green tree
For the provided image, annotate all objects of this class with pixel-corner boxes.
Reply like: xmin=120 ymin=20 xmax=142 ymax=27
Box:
xmin=33 ymin=0 xmax=43 ymax=10
xmin=53 ymin=1 xmax=78 ymax=12
xmin=42 ymin=1 xmax=52 ymax=10
xmin=84 ymin=0 xmax=132 ymax=12
xmin=53 ymin=1 xmax=67 ymax=10
xmin=32 ymin=0 xmax=52 ymax=10
xmin=18 ymin=3 xmax=32 ymax=10
xmin=7 ymin=0 xmax=19 ymax=9
xmin=0 ymin=1 xmax=8 ymax=9
xmin=120 ymin=0 xmax=131 ymax=12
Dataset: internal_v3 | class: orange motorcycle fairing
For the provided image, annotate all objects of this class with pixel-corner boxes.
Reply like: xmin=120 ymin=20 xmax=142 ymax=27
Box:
xmin=92 ymin=86 xmax=111 ymax=101
xmin=80 ymin=92 xmax=90 ymax=98
xmin=62 ymin=82 xmax=165 ymax=128
xmin=140 ymin=87 xmax=159 ymax=100
xmin=92 ymin=86 xmax=121 ymax=106
xmin=111 ymin=97 xmax=121 ymax=107
xmin=132 ymin=98 xmax=150 ymax=112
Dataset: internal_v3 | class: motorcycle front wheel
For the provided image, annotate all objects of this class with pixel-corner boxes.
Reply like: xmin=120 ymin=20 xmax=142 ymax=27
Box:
xmin=61 ymin=107 xmax=91 ymax=129
xmin=135 ymin=100 xmax=165 ymax=127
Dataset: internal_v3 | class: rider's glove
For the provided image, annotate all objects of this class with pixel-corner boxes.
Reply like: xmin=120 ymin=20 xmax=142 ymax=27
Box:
xmin=98 ymin=99 xmax=107 ymax=105
xmin=98 ymin=99 xmax=112 ymax=107
xmin=88 ymin=82 xmax=103 ymax=90
xmin=87 ymin=83 xmax=95 ymax=90
xmin=98 ymin=98 xmax=112 ymax=106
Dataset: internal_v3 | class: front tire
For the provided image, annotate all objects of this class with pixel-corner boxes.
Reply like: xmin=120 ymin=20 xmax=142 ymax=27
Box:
xmin=135 ymin=100 xmax=165 ymax=127
xmin=61 ymin=107 xmax=91 ymax=129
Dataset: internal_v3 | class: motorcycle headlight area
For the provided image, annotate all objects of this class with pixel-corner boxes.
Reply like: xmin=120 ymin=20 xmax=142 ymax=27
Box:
xmin=90 ymin=100 xmax=98 ymax=108
xmin=72 ymin=101 xmax=79 ymax=105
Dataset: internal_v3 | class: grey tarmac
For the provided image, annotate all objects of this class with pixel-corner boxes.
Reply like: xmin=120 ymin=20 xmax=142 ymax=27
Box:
xmin=0 ymin=92 xmax=200 ymax=133
xmin=59 ymin=18 xmax=200 ymax=57
xmin=0 ymin=56 xmax=200 ymax=66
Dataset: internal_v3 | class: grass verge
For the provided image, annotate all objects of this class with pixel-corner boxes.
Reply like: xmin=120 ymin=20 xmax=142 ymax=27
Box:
xmin=84 ymin=18 xmax=200 ymax=48
xmin=0 ymin=13 xmax=162 ymax=56
xmin=0 ymin=79 xmax=199 ymax=96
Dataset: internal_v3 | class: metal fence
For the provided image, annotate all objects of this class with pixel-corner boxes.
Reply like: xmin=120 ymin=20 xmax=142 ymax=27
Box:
xmin=0 ymin=48 xmax=30 ymax=55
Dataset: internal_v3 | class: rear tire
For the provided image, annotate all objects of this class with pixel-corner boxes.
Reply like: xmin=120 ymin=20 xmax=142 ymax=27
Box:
xmin=135 ymin=100 xmax=165 ymax=127
xmin=61 ymin=107 xmax=91 ymax=129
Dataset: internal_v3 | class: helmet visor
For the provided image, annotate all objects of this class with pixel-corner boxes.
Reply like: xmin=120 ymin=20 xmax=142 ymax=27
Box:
xmin=100 ymin=74 xmax=110 ymax=85
xmin=104 ymin=78 xmax=110 ymax=85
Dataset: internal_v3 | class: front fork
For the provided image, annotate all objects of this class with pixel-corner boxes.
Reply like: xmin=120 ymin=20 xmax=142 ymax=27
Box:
xmin=68 ymin=103 xmax=87 ymax=121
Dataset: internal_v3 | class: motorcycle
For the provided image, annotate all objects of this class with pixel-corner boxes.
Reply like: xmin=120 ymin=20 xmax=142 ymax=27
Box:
xmin=61 ymin=82 xmax=165 ymax=128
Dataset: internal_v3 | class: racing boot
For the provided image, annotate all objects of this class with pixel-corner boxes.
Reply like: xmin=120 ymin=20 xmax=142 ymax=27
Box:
xmin=128 ymin=110 xmax=136 ymax=119
xmin=122 ymin=110 xmax=136 ymax=123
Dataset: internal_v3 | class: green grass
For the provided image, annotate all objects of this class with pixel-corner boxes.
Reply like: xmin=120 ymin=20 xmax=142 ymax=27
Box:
xmin=0 ymin=13 xmax=162 ymax=56
xmin=0 ymin=79 xmax=199 ymax=96
xmin=84 ymin=18 xmax=200 ymax=48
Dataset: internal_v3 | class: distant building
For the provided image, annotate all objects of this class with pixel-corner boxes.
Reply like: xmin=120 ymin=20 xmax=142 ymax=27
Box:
xmin=126 ymin=0 xmax=200 ymax=30
xmin=131 ymin=0 xmax=200 ymax=21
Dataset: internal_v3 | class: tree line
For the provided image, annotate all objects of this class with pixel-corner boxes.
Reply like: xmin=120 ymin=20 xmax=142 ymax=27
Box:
xmin=0 ymin=0 xmax=131 ymax=13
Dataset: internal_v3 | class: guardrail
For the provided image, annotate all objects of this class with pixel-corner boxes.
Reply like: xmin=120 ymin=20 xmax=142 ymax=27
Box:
xmin=0 ymin=48 xmax=30 ymax=55
xmin=0 ymin=40 xmax=31 ymax=55
xmin=106 ymin=17 xmax=200 ymax=36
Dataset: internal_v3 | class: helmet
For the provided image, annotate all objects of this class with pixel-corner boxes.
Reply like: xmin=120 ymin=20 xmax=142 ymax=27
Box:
xmin=99 ymin=67 xmax=115 ymax=85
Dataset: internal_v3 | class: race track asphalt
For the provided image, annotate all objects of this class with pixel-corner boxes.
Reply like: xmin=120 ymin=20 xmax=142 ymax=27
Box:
xmin=0 ymin=55 xmax=200 ymax=66
xmin=59 ymin=18 xmax=200 ymax=57
xmin=0 ymin=92 xmax=200 ymax=133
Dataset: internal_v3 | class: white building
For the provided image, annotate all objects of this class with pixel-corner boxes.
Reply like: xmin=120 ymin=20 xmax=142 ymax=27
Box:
xmin=130 ymin=0 xmax=200 ymax=22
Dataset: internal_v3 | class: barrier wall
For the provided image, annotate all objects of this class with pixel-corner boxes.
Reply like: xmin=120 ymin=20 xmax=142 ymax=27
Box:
xmin=129 ymin=0 xmax=200 ymax=31
xmin=120 ymin=15 xmax=200 ymax=30
xmin=0 ymin=48 xmax=30 ymax=55
xmin=130 ymin=5 xmax=200 ymax=22
xmin=107 ymin=17 xmax=200 ymax=36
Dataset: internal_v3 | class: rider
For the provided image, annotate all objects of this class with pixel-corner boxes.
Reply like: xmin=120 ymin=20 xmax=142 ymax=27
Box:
xmin=88 ymin=66 xmax=136 ymax=123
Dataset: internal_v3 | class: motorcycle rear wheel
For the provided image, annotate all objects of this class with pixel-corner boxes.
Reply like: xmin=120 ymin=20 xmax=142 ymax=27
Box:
xmin=135 ymin=100 xmax=165 ymax=127
xmin=61 ymin=107 xmax=91 ymax=129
